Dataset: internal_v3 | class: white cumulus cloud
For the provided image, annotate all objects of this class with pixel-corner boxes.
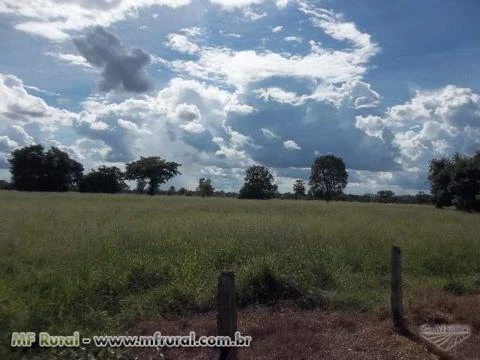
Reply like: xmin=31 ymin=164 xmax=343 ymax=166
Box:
xmin=283 ymin=139 xmax=301 ymax=150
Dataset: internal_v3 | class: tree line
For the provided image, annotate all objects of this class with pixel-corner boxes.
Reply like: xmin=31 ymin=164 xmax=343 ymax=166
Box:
xmin=4 ymin=145 xmax=181 ymax=195
xmin=0 ymin=145 xmax=350 ymax=201
xmin=1 ymin=144 xmax=479 ymax=211
xmin=428 ymin=150 xmax=480 ymax=212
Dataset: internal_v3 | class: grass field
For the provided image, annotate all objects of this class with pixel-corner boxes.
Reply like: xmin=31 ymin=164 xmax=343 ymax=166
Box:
xmin=1 ymin=191 xmax=479 ymax=358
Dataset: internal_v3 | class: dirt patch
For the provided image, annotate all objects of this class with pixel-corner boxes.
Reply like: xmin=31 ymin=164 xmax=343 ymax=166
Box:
xmin=124 ymin=291 xmax=480 ymax=360
xmin=127 ymin=308 xmax=435 ymax=360
xmin=408 ymin=290 xmax=480 ymax=360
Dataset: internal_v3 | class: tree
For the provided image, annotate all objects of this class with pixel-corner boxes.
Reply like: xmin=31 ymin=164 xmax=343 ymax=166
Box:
xmin=197 ymin=178 xmax=214 ymax=197
xmin=9 ymin=145 xmax=83 ymax=191
xmin=428 ymin=157 xmax=454 ymax=208
xmin=125 ymin=156 xmax=181 ymax=196
xmin=177 ymin=187 xmax=188 ymax=195
xmin=79 ymin=166 xmax=126 ymax=193
xmin=293 ymin=179 xmax=306 ymax=198
xmin=415 ymin=191 xmax=431 ymax=204
xmin=135 ymin=178 xmax=147 ymax=194
xmin=448 ymin=153 xmax=480 ymax=212
xmin=0 ymin=180 xmax=13 ymax=190
xmin=428 ymin=151 xmax=480 ymax=211
xmin=376 ymin=190 xmax=395 ymax=203
xmin=167 ymin=186 xmax=176 ymax=195
xmin=239 ymin=165 xmax=277 ymax=199
xmin=309 ymin=155 xmax=348 ymax=202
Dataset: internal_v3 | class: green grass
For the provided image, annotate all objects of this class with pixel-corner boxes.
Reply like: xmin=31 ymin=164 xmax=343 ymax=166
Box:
xmin=1 ymin=191 xmax=479 ymax=357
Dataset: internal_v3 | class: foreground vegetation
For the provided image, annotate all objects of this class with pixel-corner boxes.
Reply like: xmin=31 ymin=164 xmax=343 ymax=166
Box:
xmin=1 ymin=191 xmax=480 ymax=358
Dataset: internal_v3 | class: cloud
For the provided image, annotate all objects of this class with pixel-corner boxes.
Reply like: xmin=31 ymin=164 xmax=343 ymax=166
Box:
xmin=274 ymin=0 xmax=290 ymax=8
xmin=221 ymin=32 xmax=242 ymax=38
xmin=174 ymin=103 xmax=202 ymax=122
xmin=208 ymin=0 xmax=266 ymax=10
xmin=15 ymin=21 xmax=72 ymax=41
xmin=23 ymin=85 xmax=60 ymax=97
xmin=298 ymin=1 xmax=378 ymax=58
xmin=0 ymin=135 xmax=17 ymax=153
xmin=272 ymin=25 xmax=283 ymax=33
xmin=347 ymin=168 xmax=429 ymax=194
xmin=165 ymin=33 xmax=200 ymax=54
xmin=0 ymin=73 xmax=79 ymax=167
xmin=284 ymin=36 xmax=302 ymax=43
xmin=71 ymin=138 xmax=112 ymax=162
xmin=256 ymin=87 xmax=302 ymax=105
xmin=209 ymin=0 xmax=288 ymax=10
xmin=171 ymin=46 xmax=375 ymax=93
xmin=243 ymin=7 xmax=267 ymax=20
xmin=230 ymin=89 xmax=400 ymax=172
xmin=261 ymin=128 xmax=280 ymax=140
xmin=169 ymin=5 xmax=379 ymax=93
xmin=356 ymin=85 xmax=480 ymax=167
xmin=46 ymin=52 xmax=94 ymax=69
xmin=5 ymin=125 xmax=34 ymax=146
xmin=310 ymin=80 xmax=381 ymax=109
xmin=0 ymin=73 xmax=76 ymax=129
xmin=355 ymin=115 xmax=384 ymax=139
xmin=180 ymin=27 xmax=202 ymax=37
xmin=180 ymin=121 xmax=206 ymax=134
xmin=256 ymin=80 xmax=380 ymax=109
xmin=283 ymin=139 xmax=301 ymax=150
xmin=75 ymin=76 xmax=255 ymax=167
xmin=73 ymin=26 xmax=152 ymax=93
xmin=0 ymin=0 xmax=191 ymax=41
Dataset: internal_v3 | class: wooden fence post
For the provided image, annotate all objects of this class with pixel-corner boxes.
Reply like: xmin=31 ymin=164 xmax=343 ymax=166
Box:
xmin=217 ymin=271 xmax=238 ymax=360
xmin=391 ymin=246 xmax=408 ymax=335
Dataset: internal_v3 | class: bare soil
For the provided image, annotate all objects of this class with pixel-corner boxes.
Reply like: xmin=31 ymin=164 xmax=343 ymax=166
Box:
xmin=128 ymin=292 xmax=480 ymax=360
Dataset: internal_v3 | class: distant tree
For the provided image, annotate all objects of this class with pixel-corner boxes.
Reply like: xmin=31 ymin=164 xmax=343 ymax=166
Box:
xmin=376 ymin=190 xmax=395 ymax=203
xmin=0 ymin=180 xmax=13 ymax=190
xmin=9 ymin=145 xmax=83 ymax=191
xmin=428 ymin=157 xmax=454 ymax=208
xmin=79 ymin=166 xmax=126 ymax=193
xmin=9 ymin=145 xmax=44 ymax=191
xmin=428 ymin=151 xmax=480 ymax=211
xmin=309 ymin=155 xmax=348 ymax=202
xmin=280 ymin=192 xmax=295 ymax=200
xmin=135 ymin=178 xmax=147 ymax=194
xmin=197 ymin=178 xmax=214 ymax=197
xmin=177 ymin=187 xmax=188 ymax=195
xmin=43 ymin=147 xmax=84 ymax=191
xmin=415 ymin=191 xmax=431 ymax=204
xmin=213 ymin=190 xmax=226 ymax=197
xmin=125 ymin=156 xmax=181 ymax=196
xmin=293 ymin=179 xmax=306 ymax=198
xmin=167 ymin=186 xmax=176 ymax=195
xmin=448 ymin=153 xmax=480 ymax=212
xmin=239 ymin=165 xmax=277 ymax=199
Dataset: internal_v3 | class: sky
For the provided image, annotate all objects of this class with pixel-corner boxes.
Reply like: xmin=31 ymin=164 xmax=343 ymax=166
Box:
xmin=1 ymin=0 xmax=480 ymax=194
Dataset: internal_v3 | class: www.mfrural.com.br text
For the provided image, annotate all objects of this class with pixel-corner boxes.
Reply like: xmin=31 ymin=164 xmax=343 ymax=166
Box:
xmin=11 ymin=331 xmax=252 ymax=348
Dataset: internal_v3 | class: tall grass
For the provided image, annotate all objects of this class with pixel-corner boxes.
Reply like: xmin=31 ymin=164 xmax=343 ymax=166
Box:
xmin=1 ymin=191 xmax=479 ymax=357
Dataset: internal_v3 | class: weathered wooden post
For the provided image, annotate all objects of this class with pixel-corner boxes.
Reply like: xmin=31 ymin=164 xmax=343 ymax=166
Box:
xmin=217 ymin=271 xmax=238 ymax=360
xmin=391 ymin=246 xmax=407 ymax=335
xmin=389 ymin=248 xmax=455 ymax=360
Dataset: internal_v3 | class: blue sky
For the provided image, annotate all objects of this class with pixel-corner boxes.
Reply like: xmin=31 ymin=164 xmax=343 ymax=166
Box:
xmin=1 ymin=0 xmax=480 ymax=194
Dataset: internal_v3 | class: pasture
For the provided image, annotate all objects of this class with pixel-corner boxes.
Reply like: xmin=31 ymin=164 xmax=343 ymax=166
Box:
xmin=0 ymin=191 xmax=479 ymax=357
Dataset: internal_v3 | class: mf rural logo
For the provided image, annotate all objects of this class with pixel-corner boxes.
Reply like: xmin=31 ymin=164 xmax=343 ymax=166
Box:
xmin=419 ymin=324 xmax=471 ymax=351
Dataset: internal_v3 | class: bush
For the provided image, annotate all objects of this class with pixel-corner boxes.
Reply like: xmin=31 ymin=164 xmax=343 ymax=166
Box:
xmin=238 ymin=268 xmax=304 ymax=306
